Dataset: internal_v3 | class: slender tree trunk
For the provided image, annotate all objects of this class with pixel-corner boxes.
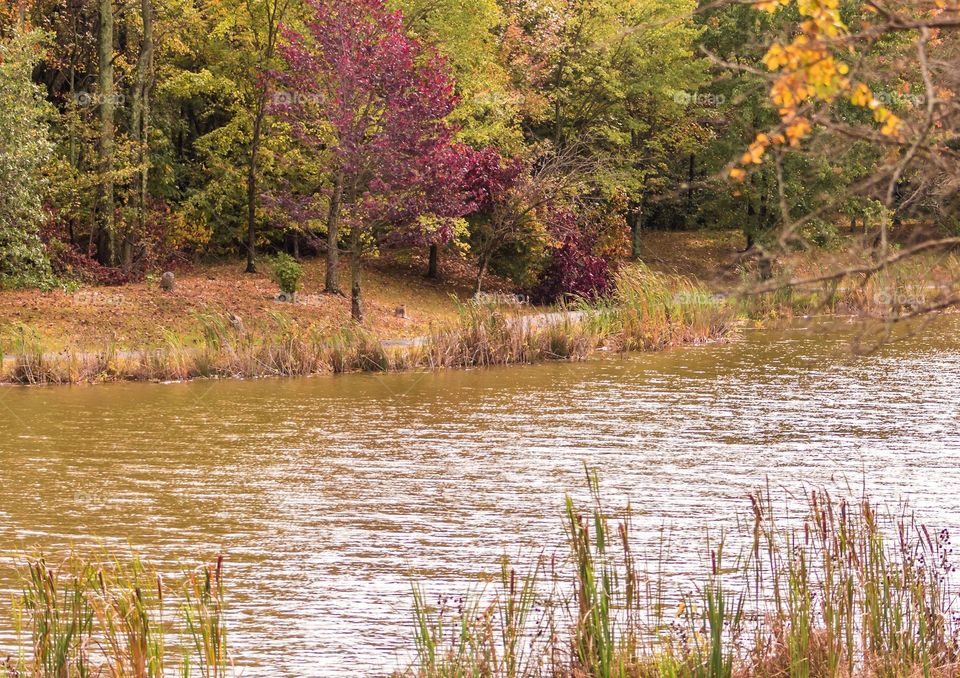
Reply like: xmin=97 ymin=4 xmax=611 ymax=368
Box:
xmin=743 ymin=211 xmax=756 ymax=251
xmin=758 ymin=173 xmax=769 ymax=228
xmin=628 ymin=202 xmax=642 ymax=259
xmin=350 ymin=229 xmax=363 ymax=322
xmin=126 ymin=0 xmax=153 ymax=274
xmin=245 ymin=95 xmax=266 ymax=273
xmin=686 ymin=153 xmax=695 ymax=221
xmin=427 ymin=243 xmax=438 ymax=278
xmin=69 ymin=40 xmax=77 ymax=170
xmin=325 ymin=171 xmax=343 ymax=293
xmin=96 ymin=0 xmax=116 ymax=266
xmin=475 ymin=253 xmax=489 ymax=295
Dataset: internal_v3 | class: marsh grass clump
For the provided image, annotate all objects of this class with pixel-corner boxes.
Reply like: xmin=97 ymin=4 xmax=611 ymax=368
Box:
xmin=735 ymin=253 xmax=960 ymax=321
xmin=425 ymin=299 xmax=600 ymax=369
xmin=6 ymin=323 xmax=57 ymax=385
xmin=425 ymin=300 xmax=529 ymax=368
xmin=607 ymin=266 xmax=736 ymax=351
xmin=401 ymin=472 xmax=960 ymax=678
xmin=326 ymin=324 xmax=390 ymax=373
xmin=10 ymin=552 xmax=231 ymax=678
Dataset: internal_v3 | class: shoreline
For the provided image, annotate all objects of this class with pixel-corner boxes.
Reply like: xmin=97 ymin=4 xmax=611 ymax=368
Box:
xmin=4 ymin=229 xmax=956 ymax=387
xmin=0 ymin=306 xmax=734 ymax=387
xmin=4 ymin=294 xmax=951 ymax=388
xmin=0 ymin=266 xmax=740 ymax=386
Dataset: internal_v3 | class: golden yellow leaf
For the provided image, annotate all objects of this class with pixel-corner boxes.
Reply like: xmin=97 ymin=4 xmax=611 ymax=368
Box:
xmin=850 ymin=83 xmax=872 ymax=107
xmin=880 ymin=113 xmax=902 ymax=136
xmin=763 ymin=44 xmax=788 ymax=71
xmin=785 ymin=118 xmax=812 ymax=145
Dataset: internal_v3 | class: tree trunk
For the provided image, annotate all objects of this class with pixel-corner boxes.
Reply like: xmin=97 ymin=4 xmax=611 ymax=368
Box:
xmin=475 ymin=254 xmax=489 ymax=295
xmin=126 ymin=0 xmax=153 ymax=274
xmin=245 ymin=96 xmax=266 ymax=274
xmin=742 ymin=176 xmax=758 ymax=252
xmin=350 ymin=229 xmax=363 ymax=322
xmin=427 ymin=243 xmax=438 ymax=278
xmin=758 ymin=173 xmax=769 ymax=228
xmin=96 ymin=0 xmax=116 ymax=266
xmin=325 ymin=171 xmax=343 ymax=293
xmin=628 ymin=203 xmax=642 ymax=259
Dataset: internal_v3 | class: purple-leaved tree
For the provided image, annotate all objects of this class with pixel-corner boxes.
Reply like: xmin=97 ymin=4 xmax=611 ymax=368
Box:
xmin=269 ymin=0 xmax=477 ymax=321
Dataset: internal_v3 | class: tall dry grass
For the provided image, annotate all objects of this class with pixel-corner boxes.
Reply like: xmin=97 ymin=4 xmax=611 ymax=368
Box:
xmin=735 ymin=252 xmax=960 ymax=320
xmin=596 ymin=266 xmax=736 ymax=351
xmin=0 ymin=270 xmax=737 ymax=385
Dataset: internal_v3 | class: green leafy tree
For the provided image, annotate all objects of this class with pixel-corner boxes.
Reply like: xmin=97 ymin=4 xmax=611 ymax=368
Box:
xmin=0 ymin=28 xmax=54 ymax=288
xmin=498 ymin=0 xmax=707 ymax=260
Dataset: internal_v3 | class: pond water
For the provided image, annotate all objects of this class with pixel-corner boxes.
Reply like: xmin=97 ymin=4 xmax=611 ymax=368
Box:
xmin=2 ymin=318 xmax=960 ymax=676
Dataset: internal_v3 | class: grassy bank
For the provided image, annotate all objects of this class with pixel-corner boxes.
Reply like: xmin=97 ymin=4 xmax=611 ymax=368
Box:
xmin=0 ymin=266 xmax=735 ymax=385
xmin=3 ymin=229 xmax=958 ymax=385
xmin=399 ymin=472 xmax=960 ymax=678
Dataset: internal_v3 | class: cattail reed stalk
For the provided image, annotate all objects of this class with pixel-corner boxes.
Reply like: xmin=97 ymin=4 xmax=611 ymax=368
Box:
xmin=402 ymin=476 xmax=960 ymax=678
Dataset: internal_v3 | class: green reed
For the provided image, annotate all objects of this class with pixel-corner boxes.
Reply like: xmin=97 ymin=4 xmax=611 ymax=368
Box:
xmin=181 ymin=556 xmax=228 ymax=678
xmin=411 ymin=559 xmax=544 ymax=678
xmin=11 ymin=553 xmax=231 ymax=678
xmin=20 ymin=556 xmax=96 ymax=677
xmin=89 ymin=553 xmax=166 ymax=678
xmin=402 ymin=475 xmax=960 ymax=678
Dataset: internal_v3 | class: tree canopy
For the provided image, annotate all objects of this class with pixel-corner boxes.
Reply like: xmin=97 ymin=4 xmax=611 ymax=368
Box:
xmin=1 ymin=0 xmax=958 ymax=317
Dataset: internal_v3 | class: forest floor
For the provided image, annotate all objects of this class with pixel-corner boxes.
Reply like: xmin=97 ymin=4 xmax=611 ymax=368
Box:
xmin=2 ymin=225 xmax=955 ymax=356
xmin=0 ymin=248 xmax=510 ymax=352
xmin=0 ymin=230 xmax=748 ymax=353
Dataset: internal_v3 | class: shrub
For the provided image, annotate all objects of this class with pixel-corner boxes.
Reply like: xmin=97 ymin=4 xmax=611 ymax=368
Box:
xmin=42 ymin=223 xmax=132 ymax=286
xmin=798 ymin=219 xmax=840 ymax=249
xmin=268 ymin=252 xmax=304 ymax=294
xmin=529 ymin=235 xmax=612 ymax=304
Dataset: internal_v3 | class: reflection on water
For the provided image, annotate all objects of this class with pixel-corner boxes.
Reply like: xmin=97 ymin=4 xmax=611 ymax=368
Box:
xmin=2 ymin=318 xmax=960 ymax=676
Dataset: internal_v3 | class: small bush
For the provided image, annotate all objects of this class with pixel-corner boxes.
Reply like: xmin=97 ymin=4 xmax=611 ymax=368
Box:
xmin=529 ymin=235 xmax=612 ymax=304
xmin=268 ymin=252 xmax=304 ymax=294
xmin=798 ymin=219 xmax=840 ymax=249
